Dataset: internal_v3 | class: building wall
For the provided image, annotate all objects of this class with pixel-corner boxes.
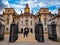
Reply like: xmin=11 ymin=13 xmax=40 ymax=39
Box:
xmin=4 ymin=14 xmax=13 ymax=33
xmin=48 ymin=14 xmax=60 ymax=40
xmin=14 ymin=16 xmax=20 ymax=32
xmin=0 ymin=20 xmax=5 ymax=25
xmin=39 ymin=8 xmax=50 ymax=33
xmin=19 ymin=16 xmax=36 ymax=33
xmin=55 ymin=17 xmax=60 ymax=38
xmin=40 ymin=8 xmax=49 ymax=14
xmin=3 ymin=8 xmax=15 ymax=33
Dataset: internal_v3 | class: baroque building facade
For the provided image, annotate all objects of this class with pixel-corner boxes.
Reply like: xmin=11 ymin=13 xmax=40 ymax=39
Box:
xmin=3 ymin=8 xmax=16 ymax=33
xmin=1 ymin=4 xmax=58 ymax=34
xmin=48 ymin=9 xmax=60 ymax=41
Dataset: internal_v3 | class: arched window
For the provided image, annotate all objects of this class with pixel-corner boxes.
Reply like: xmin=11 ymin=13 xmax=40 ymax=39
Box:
xmin=44 ymin=18 xmax=47 ymax=25
xmin=6 ymin=28 xmax=8 ymax=31
xmin=8 ymin=10 xmax=10 ymax=12
xmin=30 ymin=16 xmax=32 ymax=19
xmin=30 ymin=28 xmax=33 ymax=33
xmin=44 ymin=10 xmax=46 ymax=12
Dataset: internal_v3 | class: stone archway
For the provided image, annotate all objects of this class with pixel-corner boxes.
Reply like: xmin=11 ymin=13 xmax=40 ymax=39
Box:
xmin=24 ymin=27 xmax=29 ymax=33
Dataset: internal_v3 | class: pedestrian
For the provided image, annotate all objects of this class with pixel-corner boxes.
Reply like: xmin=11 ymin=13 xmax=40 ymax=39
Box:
xmin=26 ymin=31 xmax=28 ymax=37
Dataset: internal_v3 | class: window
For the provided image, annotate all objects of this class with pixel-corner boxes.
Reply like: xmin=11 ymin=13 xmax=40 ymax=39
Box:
xmin=8 ymin=10 xmax=10 ymax=12
xmin=7 ymin=15 xmax=9 ymax=24
xmin=21 ymin=21 xmax=23 ymax=26
xmin=25 ymin=17 xmax=29 ymax=26
xmin=6 ymin=28 xmax=8 ymax=31
xmin=25 ymin=20 xmax=29 ymax=26
xmin=45 ymin=28 xmax=47 ymax=31
xmin=31 ymin=21 xmax=32 ymax=25
xmin=26 ymin=16 xmax=28 ymax=19
xmin=44 ymin=18 xmax=47 ymax=25
xmin=30 ymin=16 xmax=32 ymax=19
xmin=26 ymin=22 xmax=28 ymax=25
xmin=44 ymin=10 xmax=46 ymax=12
xmin=21 ymin=16 xmax=23 ymax=19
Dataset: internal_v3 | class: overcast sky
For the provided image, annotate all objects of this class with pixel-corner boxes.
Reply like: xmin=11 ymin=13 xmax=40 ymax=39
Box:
xmin=0 ymin=0 xmax=60 ymax=14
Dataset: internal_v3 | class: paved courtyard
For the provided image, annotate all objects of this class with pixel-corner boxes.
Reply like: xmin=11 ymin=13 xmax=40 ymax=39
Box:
xmin=0 ymin=33 xmax=60 ymax=45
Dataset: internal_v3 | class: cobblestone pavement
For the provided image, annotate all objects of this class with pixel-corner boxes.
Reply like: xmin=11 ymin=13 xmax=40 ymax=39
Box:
xmin=0 ymin=33 xmax=60 ymax=45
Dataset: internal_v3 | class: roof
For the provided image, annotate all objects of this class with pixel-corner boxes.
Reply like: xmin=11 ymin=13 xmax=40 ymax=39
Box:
xmin=0 ymin=14 xmax=3 ymax=17
xmin=48 ymin=15 xmax=60 ymax=21
xmin=50 ymin=14 xmax=57 ymax=17
xmin=5 ymin=8 xmax=14 ymax=9
xmin=20 ymin=13 xmax=35 ymax=16
xmin=0 ymin=14 xmax=5 ymax=22
xmin=0 ymin=18 xmax=5 ymax=22
xmin=14 ymin=13 xmax=39 ymax=19
xmin=40 ymin=8 xmax=49 ymax=9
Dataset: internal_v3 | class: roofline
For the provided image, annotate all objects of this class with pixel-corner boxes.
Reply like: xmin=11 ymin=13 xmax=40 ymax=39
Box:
xmin=48 ymin=15 xmax=60 ymax=21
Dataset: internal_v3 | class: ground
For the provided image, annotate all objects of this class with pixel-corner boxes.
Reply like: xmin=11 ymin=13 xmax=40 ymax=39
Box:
xmin=0 ymin=33 xmax=60 ymax=45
